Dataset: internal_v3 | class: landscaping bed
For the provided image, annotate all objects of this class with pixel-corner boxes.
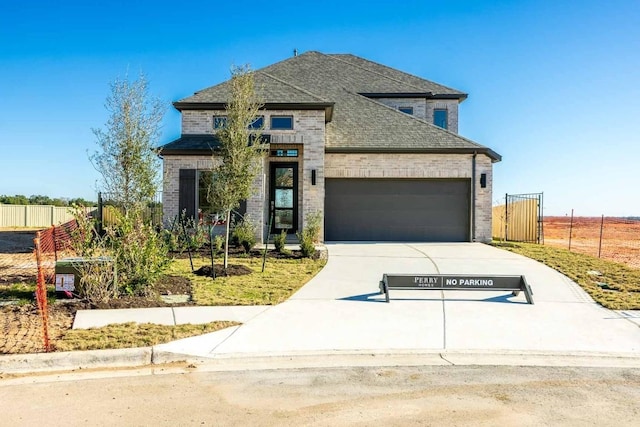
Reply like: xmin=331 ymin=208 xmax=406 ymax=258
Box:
xmin=0 ymin=228 xmax=326 ymax=354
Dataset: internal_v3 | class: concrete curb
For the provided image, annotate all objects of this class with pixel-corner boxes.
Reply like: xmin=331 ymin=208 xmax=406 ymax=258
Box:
xmin=5 ymin=347 xmax=640 ymax=377
xmin=0 ymin=347 xmax=152 ymax=374
xmin=152 ymin=348 xmax=640 ymax=370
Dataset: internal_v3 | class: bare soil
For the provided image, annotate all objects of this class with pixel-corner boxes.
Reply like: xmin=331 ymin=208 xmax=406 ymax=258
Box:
xmin=0 ymin=229 xmax=191 ymax=354
xmin=544 ymin=217 xmax=640 ymax=268
xmin=4 ymin=366 xmax=640 ymax=426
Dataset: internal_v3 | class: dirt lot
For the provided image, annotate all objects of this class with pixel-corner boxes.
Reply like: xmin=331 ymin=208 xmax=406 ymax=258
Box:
xmin=544 ymin=216 xmax=640 ymax=269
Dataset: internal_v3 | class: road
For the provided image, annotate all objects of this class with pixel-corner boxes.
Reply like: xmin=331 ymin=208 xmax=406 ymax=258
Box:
xmin=2 ymin=363 xmax=639 ymax=426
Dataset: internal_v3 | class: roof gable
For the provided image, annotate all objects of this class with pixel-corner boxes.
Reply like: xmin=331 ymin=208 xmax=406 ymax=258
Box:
xmin=328 ymin=53 xmax=466 ymax=98
xmin=162 ymin=51 xmax=499 ymax=161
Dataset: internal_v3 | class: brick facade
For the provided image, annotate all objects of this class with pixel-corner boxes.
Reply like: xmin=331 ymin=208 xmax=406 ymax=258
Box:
xmin=163 ymin=109 xmax=325 ymax=243
xmin=373 ymin=98 xmax=459 ymax=133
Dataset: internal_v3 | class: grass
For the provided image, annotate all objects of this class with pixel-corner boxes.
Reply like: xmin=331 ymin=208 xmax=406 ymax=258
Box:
xmin=166 ymin=255 xmax=327 ymax=306
xmin=492 ymin=241 xmax=640 ymax=310
xmin=0 ymin=282 xmax=56 ymax=305
xmin=56 ymin=321 xmax=239 ymax=351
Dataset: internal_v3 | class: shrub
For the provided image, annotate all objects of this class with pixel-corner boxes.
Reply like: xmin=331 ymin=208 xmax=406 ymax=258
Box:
xmin=105 ymin=209 xmax=170 ymax=296
xmin=213 ymin=234 xmax=224 ymax=254
xmin=69 ymin=206 xmax=117 ymax=304
xmin=274 ymin=230 xmax=287 ymax=253
xmin=164 ymin=210 xmax=207 ymax=253
xmin=297 ymin=211 xmax=322 ymax=258
xmin=232 ymin=216 xmax=257 ymax=253
xmin=305 ymin=211 xmax=322 ymax=244
xmin=72 ymin=252 xmax=117 ymax=304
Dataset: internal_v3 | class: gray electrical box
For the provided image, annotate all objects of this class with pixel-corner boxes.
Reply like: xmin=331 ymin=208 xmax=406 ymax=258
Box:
xmin=54 ymin=257 xmax=116 ymax=295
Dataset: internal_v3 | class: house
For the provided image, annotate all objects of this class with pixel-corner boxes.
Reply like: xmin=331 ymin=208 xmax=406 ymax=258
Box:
xmin=159 ymin=51 xmax=501 ymax=243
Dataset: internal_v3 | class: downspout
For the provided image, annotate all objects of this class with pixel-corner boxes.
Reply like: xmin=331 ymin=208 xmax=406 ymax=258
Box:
xmin=471 ymin=151 xmax=477 ymax=242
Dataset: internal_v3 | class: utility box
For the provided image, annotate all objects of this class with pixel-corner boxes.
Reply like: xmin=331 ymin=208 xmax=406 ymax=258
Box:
xmin=54 ymin=257 xmax=116 ymax=296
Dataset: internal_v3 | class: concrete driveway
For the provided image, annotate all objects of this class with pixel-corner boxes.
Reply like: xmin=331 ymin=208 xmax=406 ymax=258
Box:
xmin=155 ymin=243 xmax=640 ymax=358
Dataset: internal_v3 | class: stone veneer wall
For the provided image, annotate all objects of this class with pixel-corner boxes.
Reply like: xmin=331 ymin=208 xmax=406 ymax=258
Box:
xmin=324 ymin=153 xmax=493 ymax=242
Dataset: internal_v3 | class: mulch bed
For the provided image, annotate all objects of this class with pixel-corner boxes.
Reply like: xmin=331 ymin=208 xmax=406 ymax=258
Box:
xmin=193 ymin=264 xmax=253 ymax=277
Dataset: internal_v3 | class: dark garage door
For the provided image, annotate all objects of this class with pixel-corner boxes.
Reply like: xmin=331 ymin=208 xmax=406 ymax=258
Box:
xmin=325 ymin=178 xmax=470 ymax=242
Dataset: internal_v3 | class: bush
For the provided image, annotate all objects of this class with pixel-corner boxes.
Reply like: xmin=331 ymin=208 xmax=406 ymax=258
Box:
xmin=232 ymin=216 xmax=257 ymax=253
xmin=213 ymin=234 xmax=224 ymax=254
xmin=296 ymin=211 xmax=322 ymax=258
xmin=164 ymin=210 xmax=208 ymax=253
xmin=69 ymin=206 xmax=117 ymax=304
xmin=105 ymin=209 xmax=170 ymax=296
xmin=274 ymin=230 xmax=287 ymax=253
xmin=305 ymin=211 xmax=322 ymax=244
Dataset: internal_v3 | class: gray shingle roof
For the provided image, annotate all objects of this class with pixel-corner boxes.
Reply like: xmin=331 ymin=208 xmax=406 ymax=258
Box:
xmin=159 ymin=134 xmax=221 ymax=154
xmin=177 ymin=71 xmax=330 ymax=104
xmin=166 ymin=51 xmax=500 ymax=161
xmin=328 ymin=53 xmax=466 ymax=97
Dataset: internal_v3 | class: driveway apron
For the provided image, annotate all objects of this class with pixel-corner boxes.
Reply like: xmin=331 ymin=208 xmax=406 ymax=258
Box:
xmin=155 ymin=243 xmax=640 ymax=357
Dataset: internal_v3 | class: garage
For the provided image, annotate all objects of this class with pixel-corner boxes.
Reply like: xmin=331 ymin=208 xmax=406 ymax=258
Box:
xmin=324 ymin=178 xmax=471 ymax=242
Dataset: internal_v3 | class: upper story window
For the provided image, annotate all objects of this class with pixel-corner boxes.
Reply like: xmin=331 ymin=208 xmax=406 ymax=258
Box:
xmin=213 ymin=116 xmax=227 ymax=129
xmin=270 ymin=115 xmax=294 ymax=130
xmin=249 ymin=116 xmax=264 ymax=130
xmin=398 ymin=107 xmax=413 ymax=115
xmin=433 ymin=109 xmax=448 ymax=130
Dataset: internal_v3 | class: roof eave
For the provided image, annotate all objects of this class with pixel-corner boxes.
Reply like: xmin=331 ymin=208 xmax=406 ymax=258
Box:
xmin=173 ymin=102 xmax=334 ymax=122
xmin=359 ymin=92 xmax=468 ymax=101
xmin=325 ymin=146 xmax=501 ymax=162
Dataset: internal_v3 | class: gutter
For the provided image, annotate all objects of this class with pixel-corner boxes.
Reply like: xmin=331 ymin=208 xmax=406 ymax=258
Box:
xmin=325 ymin=146 xmax=502 ymax=163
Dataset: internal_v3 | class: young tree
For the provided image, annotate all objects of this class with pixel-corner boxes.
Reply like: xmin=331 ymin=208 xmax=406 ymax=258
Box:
xmin=210 ymin=65 xmax=265 ymax=270
xmin=91 ymin=74 xmax=164 ymax=213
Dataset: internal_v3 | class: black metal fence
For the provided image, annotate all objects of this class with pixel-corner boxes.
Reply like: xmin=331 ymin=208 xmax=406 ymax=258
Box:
xmin=97 ymin=192 xmax=163 ymax=232
xmin=492 ymin=193 xmax=544 ymax=243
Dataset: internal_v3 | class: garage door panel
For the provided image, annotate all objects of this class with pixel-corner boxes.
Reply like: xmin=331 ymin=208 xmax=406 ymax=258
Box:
xmin=325 ymin=179 xmax=470 ymax=242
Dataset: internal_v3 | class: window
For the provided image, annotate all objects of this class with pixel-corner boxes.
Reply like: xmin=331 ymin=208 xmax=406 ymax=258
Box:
xmin=213 ymin=116 xmax=227 ymax=129
xmin=434 ymin=109 xmax=448 ymax=129
xmin=398 ymin=107 xmax=413 ymax=115
xmin=249 ymin=116 xmax=264 ymax=130
xmin=270 ymin=149 xmax=298 ymax=157
xmin=197 ymin=170 xmax=214 ymax=218
xmin=270 ymin=115 xmax=293 ymax=130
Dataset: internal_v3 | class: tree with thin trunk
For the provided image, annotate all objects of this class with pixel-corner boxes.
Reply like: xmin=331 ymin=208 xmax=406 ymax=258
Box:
xmin=210 ymin=65 xmax=265 ymax=271
xmin=91 ymin=73 xmax=164 ymax=213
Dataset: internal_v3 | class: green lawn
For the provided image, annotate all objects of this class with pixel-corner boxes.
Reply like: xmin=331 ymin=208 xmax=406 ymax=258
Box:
xmin=492 ymin=241 xmax=640 ymax=310
xmin=56 ymin=321 xmax=239 ymax=351
xmin=166 ymin=255 xmax=327 ymax=306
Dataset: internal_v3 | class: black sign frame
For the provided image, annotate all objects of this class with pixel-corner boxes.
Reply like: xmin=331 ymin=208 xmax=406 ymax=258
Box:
xmin=379 ymin=274 xmax=534 ymax=304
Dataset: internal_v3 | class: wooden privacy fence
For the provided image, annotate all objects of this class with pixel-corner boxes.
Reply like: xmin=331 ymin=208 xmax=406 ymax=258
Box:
xmin=0 ymin=204 xmax=96 ymax=227
xmin=492 ymin=193 xmax=544 ymax=243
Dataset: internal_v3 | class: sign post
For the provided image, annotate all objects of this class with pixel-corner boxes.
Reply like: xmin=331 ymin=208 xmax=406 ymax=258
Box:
xmin=379 ymin=274 xmax=534 ymax=304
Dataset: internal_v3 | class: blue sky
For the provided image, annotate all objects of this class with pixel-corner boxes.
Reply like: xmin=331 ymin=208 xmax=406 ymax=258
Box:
xmin=1 ymin=0 xmax=638 ymax=216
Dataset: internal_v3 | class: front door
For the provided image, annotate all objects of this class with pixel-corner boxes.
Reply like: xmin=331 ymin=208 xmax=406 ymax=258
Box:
xmin=270 ymin=163 xmax=298 ymax=234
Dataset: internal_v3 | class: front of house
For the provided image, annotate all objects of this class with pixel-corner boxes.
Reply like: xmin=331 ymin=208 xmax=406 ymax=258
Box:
xmin=159 ymin=51 xmax=501 ymax=243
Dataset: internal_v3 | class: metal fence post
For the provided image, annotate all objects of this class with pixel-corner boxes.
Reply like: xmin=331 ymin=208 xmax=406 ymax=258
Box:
xmin=568 ymin=209 xmax=574 ymax=251
xmin=598 ymin=215 xmax=604 ymax=258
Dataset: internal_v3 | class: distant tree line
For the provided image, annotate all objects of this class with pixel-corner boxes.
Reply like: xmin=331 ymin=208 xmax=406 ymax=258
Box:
xmin=0 ymin=194 xmax=96 ymax=207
